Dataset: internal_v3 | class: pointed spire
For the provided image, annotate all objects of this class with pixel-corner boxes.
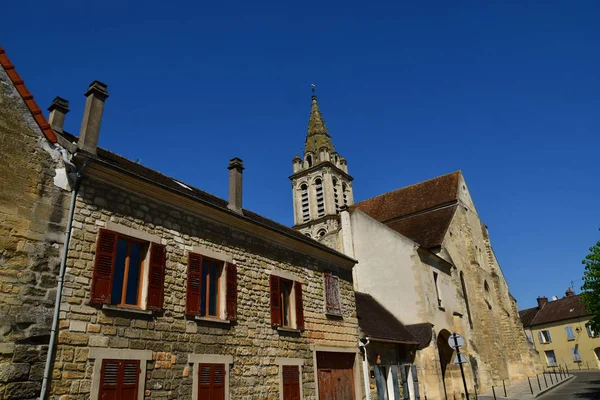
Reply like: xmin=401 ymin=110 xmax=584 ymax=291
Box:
xmin=305 ymin=84 xmax=334 ymax=154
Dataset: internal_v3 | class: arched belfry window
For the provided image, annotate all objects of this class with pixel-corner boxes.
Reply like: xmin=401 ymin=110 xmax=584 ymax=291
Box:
xmin=484 ymin=281 xmax=492 ymax=309
xmin=332 ymin=177 xmax=340 ymax=213
xmin=300 ymin=184 xmax=310 ymax=222
xmin=306 ymin=155 xmax=313 ymax=168
xmin=342 ymin=182 xmax=348 ymax=206
xmin=315 ymin=178 xmax=325 ymax=217
xmin=460 ymin=272 xmax=473 ymax=329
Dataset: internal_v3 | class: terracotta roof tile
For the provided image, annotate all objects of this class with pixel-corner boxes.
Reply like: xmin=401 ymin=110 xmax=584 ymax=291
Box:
xmin=520 ymin=295 xmax=592 ymax=327
xmin=386 ymin=205 xmax=457 ymax=248
xmin=518 ymin=307 xmax=539 ymax=328
xmin=355 ymin=292 xmax=418 ymax=344
xmin=0 ymin=46 xmax=57 ymax=143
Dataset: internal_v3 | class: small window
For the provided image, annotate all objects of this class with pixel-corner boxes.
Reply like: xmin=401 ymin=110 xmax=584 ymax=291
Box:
xmin=544 ymin=350 xmax=557 ymax=367
xmin=112 ymin=237 xmax=146 ymax=307
xmin=300 ymin=184 xmax=310 ymax=222
xmin=324 ymin=273 xmax=342 ymax=316
xmin=306 ymin=155 xmax=313 ymax=168
xmin=317 ymin=229 xmax=327 ymax=238
xmin=198 ymin=363 xmax=225 ymax=399
xmin=572 ymin=347 xmax=581 ymax=362
xmin=315 ymin=179 xmax=325 ymax=217
xmin=586 ymin=324 xmax=597 ymax=338
xmin=538 ymin=330 xmax=552 ymax=344
xmin=270 ymin=275 xmax=304 ymax=330
xmin=98 ymin=359 xmax=140 ymax=399
xmin=566 ymin=326 xmax=575 ymax=341
xmin=484 ymin=281 xmax=492 ymax=309
xmin=282 ymin=365 xmax=301 ymax=400
xmin=433 ymin=272 xmax=442 ymax=307
xmin=332 ymin=177 xmax=340 ymax=213
xmin=342 ymin=182 xmax=348 ymax=206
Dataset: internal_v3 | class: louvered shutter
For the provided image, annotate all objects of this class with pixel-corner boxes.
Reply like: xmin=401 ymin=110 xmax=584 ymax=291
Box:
xmin=411 ymin=364 xmax=420 ymax=400
xmin=198 ymin=364 xmax=212 ymax=399
xmin=212 ymin=364 xmax=226 ymax=400
xmin=186 ymin=253 xmax=202 ymax=317
xmin=538 ymin=331 xmax=544 ymax=344
xmin=547 ymin=331 xmax=552 ymax=343
xmin=91 ymin=229 xmax=118 ymax=304
xmin=282 ymin=365 xmax=301 ymax=400
xmin=121 ymin=360 xmax=140 ymax=400
xmin=99 ymin=359 xmax=140 ymax=400
xmin=400 ymin=365 xmax=409 ymax=400
xmin=324 ymin=273 xmax=341 ymax=315
xmin=270 ymin=275 xmax=281 ymax=327
xmin=294 ymin=281 xmax=304 ymax=330
xmin=99 ymin=360 xmax=119 ymax=400
xmin=147 ymin=243 xmax=166 ymax=311
xmin=198 ymin=363 xmax=225 ymax=400
xmin=226 ymin=263 xmax=238 ymax=322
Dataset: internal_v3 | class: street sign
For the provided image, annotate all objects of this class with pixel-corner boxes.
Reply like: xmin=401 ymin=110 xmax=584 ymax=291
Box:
xmin=453 ymin=353 xmax=468 ymax=365
xmin=448 ymin=333 xmax=464 ymax=349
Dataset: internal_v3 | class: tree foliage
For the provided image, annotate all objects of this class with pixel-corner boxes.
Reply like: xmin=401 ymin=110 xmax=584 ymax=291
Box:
xmin=581 ymin=233 xmax=600 ymax=331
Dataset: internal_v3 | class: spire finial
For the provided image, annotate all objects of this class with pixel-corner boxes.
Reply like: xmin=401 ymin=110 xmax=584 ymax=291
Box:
xmin=311 ymin=83 xmax=316 ymax=97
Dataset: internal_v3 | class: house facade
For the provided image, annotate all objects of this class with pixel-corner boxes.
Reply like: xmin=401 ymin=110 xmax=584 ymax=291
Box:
xmin=0 ymin=47 xmax=363 ymax=400
xmin=520 ymin=290 xmax=600 ymax=371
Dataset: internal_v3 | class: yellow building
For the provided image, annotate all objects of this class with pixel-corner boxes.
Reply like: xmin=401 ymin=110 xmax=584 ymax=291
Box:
xmin=520 ymin=289 xmax=600 ymax=371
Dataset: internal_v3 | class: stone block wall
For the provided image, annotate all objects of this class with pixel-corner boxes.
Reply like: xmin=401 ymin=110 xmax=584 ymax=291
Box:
xmin=50 ymin=177 xmax=359 ymax=399
xmin=0 ymin=65 xmax=69 ymax=399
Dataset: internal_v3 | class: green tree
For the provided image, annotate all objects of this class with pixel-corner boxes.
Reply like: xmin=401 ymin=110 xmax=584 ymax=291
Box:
xmin=581 ymin=234 xmax=600 ymax=331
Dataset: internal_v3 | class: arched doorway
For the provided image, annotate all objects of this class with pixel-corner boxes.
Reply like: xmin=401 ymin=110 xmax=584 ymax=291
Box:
xmin=437 ymin=330 xmax=454 ymax=399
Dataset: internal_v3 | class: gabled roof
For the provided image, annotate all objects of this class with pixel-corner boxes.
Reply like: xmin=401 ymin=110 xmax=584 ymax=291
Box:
xmin=0 ymin=46 xmax=57 ymax=143
xmin=353 ymin=171 xmax=461 ymax=248
xmin=355 ymin=292 xmax=418 ymax=344
xmin=519 ymin=295 xmax=592 ymax=327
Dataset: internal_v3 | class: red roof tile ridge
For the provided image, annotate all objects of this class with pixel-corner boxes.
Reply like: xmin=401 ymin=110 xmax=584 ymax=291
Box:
xmin=0 ymin=46 xmax=57 ymax=143
xmin=355 ymin=170 xmax=462 ymax=207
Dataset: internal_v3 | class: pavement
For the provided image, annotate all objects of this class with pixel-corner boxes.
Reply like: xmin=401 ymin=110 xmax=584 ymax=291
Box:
xmin=537 ymin=370 xmax=600 ymax=400
xmin=478 ymin=371 xmax=574 ymax=400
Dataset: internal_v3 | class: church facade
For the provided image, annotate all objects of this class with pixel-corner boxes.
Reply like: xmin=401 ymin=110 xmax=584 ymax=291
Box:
xmin=291 ymin=92 xmax=542 ymax=399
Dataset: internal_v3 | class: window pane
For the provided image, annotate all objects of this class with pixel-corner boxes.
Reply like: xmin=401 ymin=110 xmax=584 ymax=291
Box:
xmin=111 ymin=239 xmax=128 ymax=304
xmin=208 ymin=261 xmax=219 ymax=316
xmin=281 ymin=281 xmax=291 ymax=326
xmin=200 ymin=261 xmax=209 ymax=316
xmin=125 ymin=242 xmax=142 ymax=305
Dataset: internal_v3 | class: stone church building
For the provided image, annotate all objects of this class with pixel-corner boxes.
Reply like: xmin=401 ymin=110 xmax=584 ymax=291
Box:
xmin=290 ymin=91 xmax=542 ymax=399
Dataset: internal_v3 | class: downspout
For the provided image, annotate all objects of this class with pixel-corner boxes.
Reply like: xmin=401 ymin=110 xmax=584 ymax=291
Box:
xmin=40 ymin=151 xmax=86 ymax=400
xmin=359 ymin=337 xmax=371 ymax=400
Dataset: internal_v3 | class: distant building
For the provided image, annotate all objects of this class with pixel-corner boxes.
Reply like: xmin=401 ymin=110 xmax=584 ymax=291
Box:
xmin=519 ymin=289 xmax=600 ymax=370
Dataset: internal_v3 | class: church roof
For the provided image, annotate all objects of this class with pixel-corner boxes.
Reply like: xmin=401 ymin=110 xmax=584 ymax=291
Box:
xmin=304 ymin=94 xmax=335 ymax=154
xmin=353 ymin=171 xmax=461 ymax=248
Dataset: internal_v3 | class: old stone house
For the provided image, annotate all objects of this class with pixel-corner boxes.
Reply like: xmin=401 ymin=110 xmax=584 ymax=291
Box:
xmin=0 ymin=47 xmax=364 ymax=400
xmin=290 ymin=93 xmax=542 ymax=399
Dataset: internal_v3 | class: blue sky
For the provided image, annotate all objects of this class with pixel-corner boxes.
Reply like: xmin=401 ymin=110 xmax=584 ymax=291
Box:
xmin=2 ymin=1 xmax=599 ymax=309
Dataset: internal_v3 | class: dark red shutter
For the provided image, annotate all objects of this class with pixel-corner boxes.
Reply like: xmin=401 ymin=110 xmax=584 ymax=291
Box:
xmin=226 ymin=263 xmax=237 ymax=322
xmin=198 ymin=363 xmax=225 ymax=400
xmin=186 ymin=253 xmax=202 ymax=317
xmin=91 ymin=229 xmax=118 ymax=304
xmin=282 ymin=365 xmax=301 ymax=400
xmin=325 ymin=273 xmax=341 ymax=315
xmin=147 ymin=243 xmax=166 ymax=312
xmin=121 ymin=360 xmax=140 ymax=400
xmin=99 ymin=359 xmax=140 ymax=400
xmin=270 ymin=275 xmax=281 ymax=327
xmin=99 ymin=360 xmax=119 ymax=400
xmin=294 ymin=281 xmax=304 ymax=330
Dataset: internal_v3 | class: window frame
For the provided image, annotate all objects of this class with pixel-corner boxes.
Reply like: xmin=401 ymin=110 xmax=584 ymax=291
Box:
xmin=89 ymin=348 xmax=152 ymax=400
xmin=200 ymin=257 xmax=224 ymax=319
xmin=433 ymin=272 xmax=442 ymax=308
xmin=188 ymin=354 xmax=233 ymax=400
xmin=314 ymin=178 xmax=325 ymax=217
xmin=324 ymin=272 xmax=342 ymax=316
xmin=112 ymin=236 xmax=148 ymax=309
xmin=544 ymin=350 xmax=557 ymax=367
xmin=572 ymin=346 xmax=581 ymax=362
xmin=538 ymin=330 xmax=552 ymax=344
xmin=300 ymin=183 xmax=310 ymax=222
xmin=280 ymin=278 xmax=294 ymax=328
xmin=586 ymin=324 xmax=597 ymax=338
xmin=270 ymin=270 xmax=304 ymax=331
xmin=565 ymin=326 xmax=575 ymax=341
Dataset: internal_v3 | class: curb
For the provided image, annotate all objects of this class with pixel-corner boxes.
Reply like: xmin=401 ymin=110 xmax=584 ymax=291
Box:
xmin=534 ymin=375 xmax=575 ymax=398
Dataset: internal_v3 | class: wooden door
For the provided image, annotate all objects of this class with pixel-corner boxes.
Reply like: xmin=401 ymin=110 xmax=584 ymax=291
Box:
xmin=317 ymin=352 xmax=356 ymax=400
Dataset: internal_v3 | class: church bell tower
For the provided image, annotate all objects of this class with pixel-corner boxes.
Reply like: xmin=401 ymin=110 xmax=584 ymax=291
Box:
xmin=290 ymin=86 xmax=354 ymax=241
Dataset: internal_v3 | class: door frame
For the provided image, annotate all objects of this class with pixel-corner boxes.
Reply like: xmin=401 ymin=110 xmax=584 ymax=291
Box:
xmin=312 ymin=345 xmax=363 ymax=400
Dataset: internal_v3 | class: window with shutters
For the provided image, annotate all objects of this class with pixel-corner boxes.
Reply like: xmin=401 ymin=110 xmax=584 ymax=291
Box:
xmin=186 ymin=252 xmax=237 ymax=322
xmin=324 ymin=273 xmax=342 ymax=316
xmin=90 ymin=229 xmax=166 ymax=311
xmin=315 ymin=178 xmax=325 ymax=217
xmin=544 ymin=350 xmax=557 ymax=366
xmin=270 ymin=274 xmax=304 ymax=331
xmin=98 ymin=359 xmax=140 ymax=400
xmin=538 ymin=330 xmax=552 ymax=344
xmin=566 ymin=326 xmax=575 ymax=341
xmin=300 ymin=184 xmax=310 ymax=222
xmin=198 ymin=363 xmax=226 ymax=400
xmin=281 ymin=365 xmax=301 ymax=400
xmin=586 ymin=324 xmax=598 ymax=338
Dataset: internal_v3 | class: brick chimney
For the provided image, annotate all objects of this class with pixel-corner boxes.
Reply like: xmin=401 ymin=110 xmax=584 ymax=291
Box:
xmin=565 ymin=288 xmax=575 ymax=297
xmin=227 ymin=158 xmax=244 ymax=215
xmin=47 ymin=97 xmax=69 ymax=133
xmin=537 ymin=296 xmax=548 ymax=309
xmin=78 ymin=80 xmax=108 ymax=154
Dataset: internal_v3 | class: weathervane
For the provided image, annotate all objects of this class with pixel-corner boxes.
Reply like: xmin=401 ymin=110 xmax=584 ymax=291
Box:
xmin=311 ymin=83 xmax=316 ymax=96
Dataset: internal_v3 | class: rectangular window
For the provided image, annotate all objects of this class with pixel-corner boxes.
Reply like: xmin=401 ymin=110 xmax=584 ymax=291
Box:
xmin=544 ymin=350 xmax=557 ymax=367
xmin=198 ymin=363 xmax=225 ymax=400
xmin=91 ymin=229 xmax=166 ymax=311
xmin=433 ymin=272 xmax=442 ymax=307
xmin=572 ymin=347 xmax=581 ymax=362
xmin=538 ymin=330 xmax=552 ymax=344
xmin=99 ymin=359 xmax=140 ymax=400
xmin=201 ymin=259 xmax=222 ymax=318
xmin=324 ymin=273 xmax=342 ymax=316
xmin=586 ymin=324 xmax=597 ymax=338
xmin=270 ymin=275 xmax=304 ymax=330
xmin=282 ymin=365 xmax=301 ymax=400
xmin=565 ymin=326 xmax=575 ymax=341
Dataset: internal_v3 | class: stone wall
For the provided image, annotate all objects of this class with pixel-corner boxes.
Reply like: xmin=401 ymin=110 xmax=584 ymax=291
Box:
xmin=0 ymin=66 xmax=69 ymax=399
xmin=50 ymin=176 xmax=359 ymax=399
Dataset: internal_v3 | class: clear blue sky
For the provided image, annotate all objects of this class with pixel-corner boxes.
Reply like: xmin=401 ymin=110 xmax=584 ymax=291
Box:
xmin=2 ymin=1 xmax=599 ymax=309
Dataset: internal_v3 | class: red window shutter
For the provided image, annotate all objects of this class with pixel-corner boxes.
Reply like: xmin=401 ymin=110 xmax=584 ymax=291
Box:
xmin=99 ymin=360 xmax=119 ymax=399
xmin=325 ymin=273 xmax=341 ymax=315
xmin=91 ymin=229 xmax=118 ymax=304
xmin=121 ymin=360 xmax=140 ymax=400
xmin=226 ymin=263 xmax=238 ymax=322
xmin=147 ymin=243 xmax=166 ymax=312
xmin=198 ymin=363 xmax=225 ymax=400
xmin=282 ymin=365 xmax=301 ymax=400
xmin=99 ymin=359 xmax=140 ymax=400
xmin=294 ymin=281 xmax=305 ymax=330
xmin=270 ymin=275 xmax=282 ymax=327
xmin=212 ymin=364 xmax=225 ymax=400
xmin=186 ymin=253 xmax=202 ymax=317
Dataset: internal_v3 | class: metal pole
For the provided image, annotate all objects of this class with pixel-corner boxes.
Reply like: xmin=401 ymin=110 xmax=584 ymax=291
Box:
xmin=536 ymin=374 xmax=541 ymax=391
xmin=502 ymin=380 xmax=507 ymax=397
xmin=549 ymin=371 xmax=554 ymax=385
xmin=527 ymin=377 xmax=533 ymax=394
xmin=453 ymin=334 xmax=470 ymax=400
xmin=554 ymin=368 xmax=558 ymax=382
xmin=492 ymin=386 xmax=496 ymax=400
xmin=543 ymin=372 xmax=548 ymax=387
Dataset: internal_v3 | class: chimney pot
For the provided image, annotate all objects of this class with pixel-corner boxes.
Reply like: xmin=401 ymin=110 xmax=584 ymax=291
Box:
xmin=565 ymin=288 xmax=575 ymax=297
xmin=47 ymin=96 xmax=70 ymax=133
xmin=227 ymin=158 xmax=244 ymax=215
xmin=537 ymin=296 xmax=548 ymax=309
xmin=78 ymin=80 xmax=109 ymax=154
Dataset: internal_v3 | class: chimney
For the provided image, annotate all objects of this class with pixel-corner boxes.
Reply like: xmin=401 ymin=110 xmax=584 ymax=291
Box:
xmin=78 ymin=80 xmax=109 ymax=154
xmin=565 ymin=288 xmax=575 ymax=297
xmin=537 ymin=296 xmax=548 ymax=309
xmin=47 ymin=97 xmax=69 ymax=133
xmin=227 ymin=158 xmax=244 ymax=214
